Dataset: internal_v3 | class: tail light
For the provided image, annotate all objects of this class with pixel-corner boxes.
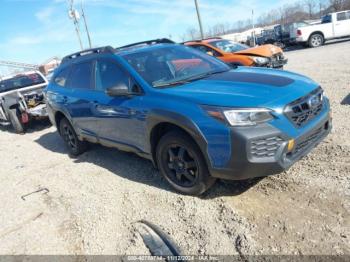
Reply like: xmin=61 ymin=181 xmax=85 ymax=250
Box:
xmin=297 ymin=30 xmax=302 ymax=36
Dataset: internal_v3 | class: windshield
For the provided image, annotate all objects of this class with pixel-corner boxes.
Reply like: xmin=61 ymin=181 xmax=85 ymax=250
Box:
xmin=121 ymin=45 xmax=230 ymax=88
xmin=210 ymin=40 xmax=249 ymax=53
xmin=0 ymin=73 xmax=45 ymax=93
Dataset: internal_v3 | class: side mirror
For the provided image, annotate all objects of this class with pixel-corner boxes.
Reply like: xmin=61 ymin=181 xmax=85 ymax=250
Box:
xmin=106 ymin=83 xmax=131 ymax=97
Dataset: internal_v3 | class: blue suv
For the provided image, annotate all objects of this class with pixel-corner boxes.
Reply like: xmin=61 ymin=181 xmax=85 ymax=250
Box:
xmin=46 ymin=39 xmax=331 ymax=195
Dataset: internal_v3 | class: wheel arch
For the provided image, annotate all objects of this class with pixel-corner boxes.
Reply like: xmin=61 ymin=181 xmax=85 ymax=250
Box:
xmin=146 ymin=110 xmax=210 ymax=168
xmin=54 ymin=110 xmax=72 ymax=134
xmin=308 ymin=31 xmax=325 ymax=42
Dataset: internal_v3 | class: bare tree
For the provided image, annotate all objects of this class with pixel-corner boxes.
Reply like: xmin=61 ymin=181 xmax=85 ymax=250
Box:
xmin=304 ymin=0 xmax=317 ymax=18
xmin=178 ymin=0 xmax=350 ymax=41
xmin=329 ymin=0 xmax=345 ymax=10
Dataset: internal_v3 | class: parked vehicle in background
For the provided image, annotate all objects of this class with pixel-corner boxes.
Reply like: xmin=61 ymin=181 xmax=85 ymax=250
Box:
xmin=185 ymin=38 xmax=287 ymax=68
xmin=288 ymin=22 xmax=311 ymax=43
xmin=296 ymin=10 xmax=350 ymax=47
xmin=255 ymin=24 xmax=290 ymax=48
xmin=45 ymin=39 xmax=331 ymax=195
xmin=0 ymin=71 xmax=48 ymax=133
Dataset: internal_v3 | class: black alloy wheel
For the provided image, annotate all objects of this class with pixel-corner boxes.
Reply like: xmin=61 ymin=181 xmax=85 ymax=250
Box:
xmin=59 ymin=118 xmax=88 ymax=156
xmin=156 ymin=130 xmax=216 ymax=195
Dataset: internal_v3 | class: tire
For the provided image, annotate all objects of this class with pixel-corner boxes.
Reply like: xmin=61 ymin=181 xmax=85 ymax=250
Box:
xmin=308 ymin=33 xmax=324 ymax=48
xmin=156 ymin=130 xmax=216 ymax=195
xmin=8 ymin=108 xmax=26 ymax=134
xmin=59 ymin=118 xmax=88 ymax=157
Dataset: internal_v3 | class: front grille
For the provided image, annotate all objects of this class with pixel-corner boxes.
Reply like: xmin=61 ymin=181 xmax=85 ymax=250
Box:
xmin=294 ymin=126 xmax=324 ymax=154
xmin=285 ymin=87 xmax=324 ymax=128
xmin=251 ymin=136 xmax=283 ymax=158
xmin=273 ymin=53 xmax=284 ymax=61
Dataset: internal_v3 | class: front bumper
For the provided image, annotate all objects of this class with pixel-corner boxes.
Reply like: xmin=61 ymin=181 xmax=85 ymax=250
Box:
xmin=209 ymin=114 xmax=331 ymax=180
xmin=270 ymin=58 xmax=288 ymax=68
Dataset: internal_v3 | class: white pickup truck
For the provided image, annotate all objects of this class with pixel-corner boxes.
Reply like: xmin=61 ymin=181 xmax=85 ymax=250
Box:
xmin=296 ymin=10 xmax=350 ymax=47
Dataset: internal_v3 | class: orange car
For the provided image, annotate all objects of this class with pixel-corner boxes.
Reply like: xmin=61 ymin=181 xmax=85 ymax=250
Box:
xmin=185 ymin=38 xmax=288 ymax=69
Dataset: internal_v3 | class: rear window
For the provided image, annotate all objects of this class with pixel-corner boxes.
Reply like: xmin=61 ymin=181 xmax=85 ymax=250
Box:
xmin=0 ymin=73 xmax=45 ymax=93
xmin=322 ymin=14 xmax=332 ymax=23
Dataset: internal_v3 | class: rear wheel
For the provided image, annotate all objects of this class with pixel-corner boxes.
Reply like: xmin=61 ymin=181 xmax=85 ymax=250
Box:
xmin=156 ymin=131 xmax=216 ymax=195
xmin=8 ymin=108 xmax=26 ymax=134
xmin=59 ymin=118 xmax=88 ymax=157
xmin=308 ymin=33 xmax=324 ymax=48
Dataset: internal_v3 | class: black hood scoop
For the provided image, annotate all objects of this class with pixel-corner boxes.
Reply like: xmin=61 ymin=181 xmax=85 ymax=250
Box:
xmin=206 ymin=71 xmax=295 ymax=87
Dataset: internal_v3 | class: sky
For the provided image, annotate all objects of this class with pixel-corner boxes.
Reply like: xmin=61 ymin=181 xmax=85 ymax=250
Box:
xmin=0 ymin=0 xmax=296 ymax=67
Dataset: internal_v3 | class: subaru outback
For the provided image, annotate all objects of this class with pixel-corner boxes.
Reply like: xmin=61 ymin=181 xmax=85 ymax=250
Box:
xmin=45 ymin=39 xmax=331 ymax=195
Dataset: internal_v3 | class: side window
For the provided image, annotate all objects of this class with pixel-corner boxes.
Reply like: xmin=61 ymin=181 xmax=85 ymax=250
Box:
xmin=67 ymin=62 xmax=93 ymax=89
xmin=95 ymin=60 xmax=130 ymax=91
xmin=347 ymin=11 xmax=350 ymax=20
xmin=337 ymin=12 xmax=347 ymax=21
xmin=192 ymin=45 xmax=221 ymax=57
xmin=53 ymin=67 xmax=71 ymax=87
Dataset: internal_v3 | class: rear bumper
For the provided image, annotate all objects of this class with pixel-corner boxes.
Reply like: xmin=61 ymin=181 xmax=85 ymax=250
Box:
xmin=209 ymin=114 xmax=331 ymax=180
xmin=296 ymin=37 xmax=307 ymax=43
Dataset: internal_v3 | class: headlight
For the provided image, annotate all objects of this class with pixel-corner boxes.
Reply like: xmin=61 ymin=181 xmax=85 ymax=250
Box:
xmin=252 ymin=56 xmax=269 ymax=65
xmin=203 ymin=106 xmax=274 ymax=126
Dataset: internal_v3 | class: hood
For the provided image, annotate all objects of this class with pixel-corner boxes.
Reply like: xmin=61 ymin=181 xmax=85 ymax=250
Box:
xmin=235 ymin=44 xmax=283 ymax=57
xmin=158 ymin=67 xmax=319 ymax=109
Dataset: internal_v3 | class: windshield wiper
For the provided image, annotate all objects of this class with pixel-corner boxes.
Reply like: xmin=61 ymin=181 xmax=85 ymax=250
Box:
xmin=153 ymin=80 xmax=190 ymax=88
xmin=182 ymin=69 xmax=229 ymax=82
xmin=153 ymin=69 xmax=229 ymax=88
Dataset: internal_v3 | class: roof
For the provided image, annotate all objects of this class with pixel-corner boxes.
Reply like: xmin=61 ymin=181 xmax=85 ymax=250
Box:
xmin=184 ymin=37 xmax=222 ymax=45
xmin=60 ymin=39 xmax=176 ymax=64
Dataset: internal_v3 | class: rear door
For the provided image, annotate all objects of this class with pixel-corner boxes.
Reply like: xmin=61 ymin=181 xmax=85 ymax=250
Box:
xmin=334 ymin=11 xmax=350 ymax=37
xmin=64 ymin=60 xmax=100 ymax=137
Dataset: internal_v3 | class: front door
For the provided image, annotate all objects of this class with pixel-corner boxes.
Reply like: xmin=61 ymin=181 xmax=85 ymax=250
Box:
xmin=92 ymin=59 xmax=146 ymax=152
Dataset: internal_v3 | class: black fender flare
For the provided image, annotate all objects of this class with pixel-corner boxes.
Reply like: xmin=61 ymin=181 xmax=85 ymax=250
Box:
xmin=145 ymin=109 xmax=211 ymax=167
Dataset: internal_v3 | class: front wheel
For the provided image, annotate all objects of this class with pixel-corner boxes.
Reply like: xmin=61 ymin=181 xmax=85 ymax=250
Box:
xmin=59 ymin=118 xmax=88 ymax=157
xmin=308 ymin=34 xmax=324 ymax=48
xmin=156 ymin=131 xmax=216 ymax=195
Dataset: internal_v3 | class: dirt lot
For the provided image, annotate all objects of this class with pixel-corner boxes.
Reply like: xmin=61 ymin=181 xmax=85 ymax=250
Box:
xmin=0 ymin=40 xmax=349 ymax=256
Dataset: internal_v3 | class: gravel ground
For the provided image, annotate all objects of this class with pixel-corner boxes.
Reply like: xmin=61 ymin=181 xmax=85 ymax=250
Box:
xmin=0 ymin=40 xmax=349 ymax=256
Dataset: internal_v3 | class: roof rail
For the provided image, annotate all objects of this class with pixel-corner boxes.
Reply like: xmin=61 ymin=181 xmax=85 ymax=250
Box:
xmin=117 ymin=38 xmax=175 ymax=50
xmin=61 ymin=46 xmax=115 ymax=64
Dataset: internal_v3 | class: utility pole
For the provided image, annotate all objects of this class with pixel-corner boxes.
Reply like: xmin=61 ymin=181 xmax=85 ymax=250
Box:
xmin=68 ymin=0 xmax=84 ymax=50
xmin=194 ymin=0 xmax=204 ymax=39
xmin=252 ymin=9 xmax=256 ymax=46
xmin=81 ymin=0 xmax=92 ymax=48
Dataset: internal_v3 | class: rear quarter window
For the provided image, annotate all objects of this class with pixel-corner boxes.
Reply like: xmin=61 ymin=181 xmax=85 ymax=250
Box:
xmin=53 ymin=67 xmax=71 ymax=87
